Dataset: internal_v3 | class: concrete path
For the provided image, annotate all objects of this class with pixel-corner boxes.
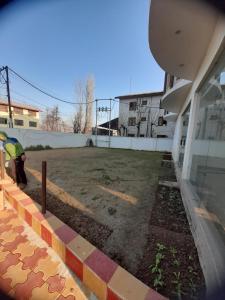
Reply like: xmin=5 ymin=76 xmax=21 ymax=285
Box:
xmin=0 ymin=202 xmax=97 ymax=300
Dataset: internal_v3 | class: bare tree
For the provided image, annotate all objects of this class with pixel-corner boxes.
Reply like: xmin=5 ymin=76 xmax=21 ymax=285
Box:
xmin=119 ymin=112 xmax=128 ymax=136
xmin=73 ymin=81 xmax=84 ymax=133
xmin=84 ymin=75 xmax=94 ymax=134
xmin=136 ymin=99 xmax=148 ymax=137
xmin=41 ymin=106 xmax=62 ymax=132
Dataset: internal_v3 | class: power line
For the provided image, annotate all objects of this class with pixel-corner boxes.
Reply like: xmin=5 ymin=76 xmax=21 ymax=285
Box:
xmin=10 ymin=89 xmax=50 ymax=109
xmin=8 ymin=67 xmax=95 ymax=105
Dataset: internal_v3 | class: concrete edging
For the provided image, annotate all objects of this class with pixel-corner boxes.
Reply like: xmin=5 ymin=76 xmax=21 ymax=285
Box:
xmin=0 ymin=180 xmax=167 ymax=300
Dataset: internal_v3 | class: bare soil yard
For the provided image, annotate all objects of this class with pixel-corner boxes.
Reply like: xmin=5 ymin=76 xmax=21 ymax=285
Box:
xmin=24 ymin=147 xmax=161 ymax=274
xmin=24 ymin=147 xmax=205 ymax=299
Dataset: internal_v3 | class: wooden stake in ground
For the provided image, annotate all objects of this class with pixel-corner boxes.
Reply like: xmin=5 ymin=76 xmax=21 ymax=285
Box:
xmin=42 ymin=161 xmax=47 ymax=214
xmin=0 ymin=150 xmax=5 ymax=180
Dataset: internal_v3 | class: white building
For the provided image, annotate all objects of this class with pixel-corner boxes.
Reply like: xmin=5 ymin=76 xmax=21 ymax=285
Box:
xmin=149 ymin=0 xmax=225 ymax=292
xmin=116 ymin=92 xmax=175 ymax=138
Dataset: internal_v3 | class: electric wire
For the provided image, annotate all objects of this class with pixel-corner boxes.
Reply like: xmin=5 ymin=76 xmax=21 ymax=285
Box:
xmin=8 ymin=67 xmax=95 ymax=105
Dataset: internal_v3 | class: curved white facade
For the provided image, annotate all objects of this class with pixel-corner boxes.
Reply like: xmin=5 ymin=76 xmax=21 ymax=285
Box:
xmin=161 ymin=80 xmax=192 ymax=113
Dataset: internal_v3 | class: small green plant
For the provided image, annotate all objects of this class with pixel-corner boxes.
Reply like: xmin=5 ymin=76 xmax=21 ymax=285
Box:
xmin=172 ymin=272 xmax=185 ymax=299
xmin=188 ymin=255 xmax=194 ymax=261
xmin=157 ymin=243 xmax=166 ymax=251
xmin=150 ymin=243 xmax=166 ymax=291
xmin=173 ymin=259 xmax=180 ymax=267
xmin=25 ymin=144 xmax=52 ymax=151
xmin=189 ymin=278 xmax=197 ymax=298
xmin=80 ymin=190 xmax=87 ymax=195
xmin=153 ymin=269 xmax=164 ymax=290
xmin=170 ymin=246 xmax=177 ymax=257
xmin=92 ymin=195 xmax=100 ymax=201
xmin=102 ymin=174 xmax=112 ymax=185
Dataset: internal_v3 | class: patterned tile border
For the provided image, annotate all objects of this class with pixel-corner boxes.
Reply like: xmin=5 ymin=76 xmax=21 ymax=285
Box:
xmin=0 ymin=179 xmax=168 ymax=300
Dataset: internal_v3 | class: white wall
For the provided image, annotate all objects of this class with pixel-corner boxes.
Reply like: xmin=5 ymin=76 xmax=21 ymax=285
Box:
xmin=92 ymin=135 xmax=173 ymax=152
xmin=0 ymin=127 xmax=172 ymax=152
xmin=0 ymin=128 xmax=88 ymax=148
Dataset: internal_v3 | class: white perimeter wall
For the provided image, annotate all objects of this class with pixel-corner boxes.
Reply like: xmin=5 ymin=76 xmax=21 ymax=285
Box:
xmin=92 ymin=135 xmax=173 ymax=152
xmin=0 ymin=128 xmax=88 ymax=148
xmin=0 ymin=127 xmax=173 ymax=152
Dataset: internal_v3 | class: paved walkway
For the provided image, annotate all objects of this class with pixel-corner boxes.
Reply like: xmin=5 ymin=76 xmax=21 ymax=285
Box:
xmin=0 ymin=202 xmax=97 ymax=300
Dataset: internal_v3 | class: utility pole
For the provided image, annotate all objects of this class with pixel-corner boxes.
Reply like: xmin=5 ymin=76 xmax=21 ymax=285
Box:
xmin=95 ymin=99 xmax=98 ymax=147
xmin=109 ymin=98 xmax=111 ymax=148
xmin=4 ymin=66 xmax=13 ymax=128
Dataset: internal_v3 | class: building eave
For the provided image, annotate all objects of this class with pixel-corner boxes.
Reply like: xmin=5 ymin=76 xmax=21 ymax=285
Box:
xmin=0 ymin=99 xmax=41 ymax=112
xmin=116 ymin=91 xmax=163 ymax=100
xmin=149 ymin=0 xmax=218 ymax=80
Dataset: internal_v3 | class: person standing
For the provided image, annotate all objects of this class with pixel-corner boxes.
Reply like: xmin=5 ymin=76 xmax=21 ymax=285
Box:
xmin=0 ymin=131 xmax=27 ymax=189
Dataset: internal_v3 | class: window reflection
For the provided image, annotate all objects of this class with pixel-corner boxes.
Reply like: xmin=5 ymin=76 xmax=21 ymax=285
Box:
xmin=190 ymin=58 xmax=225 ymax=244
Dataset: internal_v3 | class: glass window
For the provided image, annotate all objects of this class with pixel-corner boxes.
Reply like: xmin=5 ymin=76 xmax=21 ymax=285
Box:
xmin=142 ymin=100 xmax=147 ymax=106
xmin=14 ymin=119 xmax=24 ymax=126
xmin=0 ymin=118 xmax=7 ymax=124
xmin=129 ymin=102 xmax=136 ymax=111
xmin=29 ymin=121 xmax=37 ymax=128
xmin=190 ymin=52 xmax=225 ymax=245
xmin=128 ymin=117 xmax=136 ymax=126
xmin=141 ymin=117 xmax=146 ymax=122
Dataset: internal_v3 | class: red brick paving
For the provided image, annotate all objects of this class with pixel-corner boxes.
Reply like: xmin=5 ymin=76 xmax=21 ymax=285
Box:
xmin=14 ymin=271 xmax=45 ymax=299
xmin=22 ymin=247 xmax=48 ymax=270
xmin=57 ymin=295 xmax=76 ymax=300
xmin=47 ymin=274 xmax=66 ymax=293
xmin=3 ymin=234 xmax=27 ymax=252
xmin=0 ymin=276 xmax=12 ymax=293
xmin=0 ymin=202 xmax=95 ymax=299
xmin=0 ymin=224 xmax=12 ymax=234
xmin=0 ymin=253 xmax=20 ymax=275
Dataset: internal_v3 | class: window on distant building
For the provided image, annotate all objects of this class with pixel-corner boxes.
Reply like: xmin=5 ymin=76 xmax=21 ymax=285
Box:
xmin=142 ymin=100 xmax=147 ymax=106
xmin=141 ymin=117 xmax=146 ymax=122
xmin=0 ymin=118 xmax=7 ymax=124
xmin=128 ymin=117 xmax=136 ymax=126
xmin=128 ymin=134 xmax=135 ymax=137
xmin=13 ymin=107 xmax=23 ymax=115
xmin=140 ymin=134 xmax=145 ymax=137
xmin=14 ymin=119 xmax=24 ymax=126
xmin=129 ymin=102 xmax=137 ymax=111
xmin=0 ymin=105 xmax=8 ymax=112
xmin=29 ymin=121 xmax=37 ymax=128
xmin=28 ymin=110 xmax=36 ymax=117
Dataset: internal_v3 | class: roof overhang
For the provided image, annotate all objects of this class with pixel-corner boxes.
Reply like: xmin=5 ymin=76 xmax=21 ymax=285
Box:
xmin=115 ymin=91 xmax=163 ymax=100
xmin=149 ymin=0 xmax=218 ymax=80
xmin=161 ymin=79 xmax=192 ymax=113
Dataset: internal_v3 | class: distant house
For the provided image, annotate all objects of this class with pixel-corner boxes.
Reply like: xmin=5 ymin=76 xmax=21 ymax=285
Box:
xmin=92 ymin=118 xmax=118 ymax=136
xmin=116 ymin=91 xmax=175 ymax=138
xmin=0 ymin=99 xmax=41 ymax=130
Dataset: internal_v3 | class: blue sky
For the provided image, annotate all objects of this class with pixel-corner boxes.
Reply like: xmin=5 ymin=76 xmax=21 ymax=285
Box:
xmin=0 ymin=0 xmax=164 ymax=125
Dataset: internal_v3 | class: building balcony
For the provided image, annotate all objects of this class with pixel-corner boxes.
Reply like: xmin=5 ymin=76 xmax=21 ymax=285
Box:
xmin=161 ymin=79 xmax=192 ymax=113
xmin=149 ymin=0 xmax=218 ymax=80
xmin=164 ymin=112 xmax=178 ymax=122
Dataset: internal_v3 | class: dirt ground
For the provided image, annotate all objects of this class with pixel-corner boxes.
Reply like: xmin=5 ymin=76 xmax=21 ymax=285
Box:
xmin=24 ymin=147 xmax=162 ymax=274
